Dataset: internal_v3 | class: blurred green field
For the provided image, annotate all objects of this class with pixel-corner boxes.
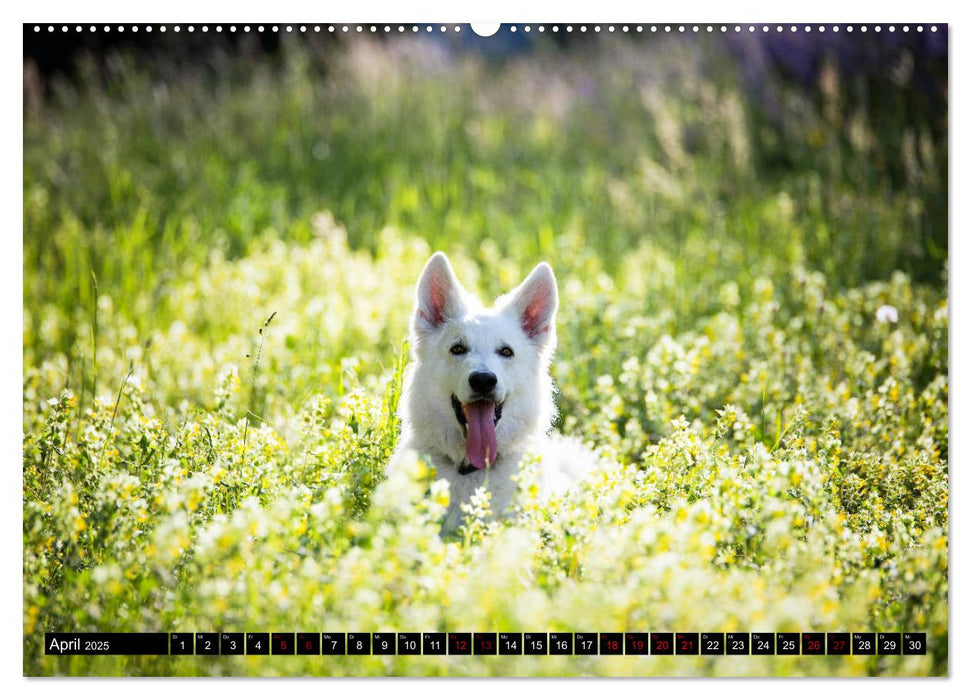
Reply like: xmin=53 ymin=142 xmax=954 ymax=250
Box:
xmin=23 ymin=34 xmax=947 ymax=676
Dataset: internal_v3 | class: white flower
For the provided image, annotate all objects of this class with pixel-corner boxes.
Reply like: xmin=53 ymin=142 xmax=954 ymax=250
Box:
xmin=876 ymin=305 xmax=899 ymax=324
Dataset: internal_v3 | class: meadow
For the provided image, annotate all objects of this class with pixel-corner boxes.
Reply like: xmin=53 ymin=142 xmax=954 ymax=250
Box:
xmin=23 ymin=31 xmax=948 ymax=675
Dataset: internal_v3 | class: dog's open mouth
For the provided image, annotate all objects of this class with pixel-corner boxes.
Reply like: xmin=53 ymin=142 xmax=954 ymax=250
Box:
xmin=452 ymin=395 xmax=503 ymax=473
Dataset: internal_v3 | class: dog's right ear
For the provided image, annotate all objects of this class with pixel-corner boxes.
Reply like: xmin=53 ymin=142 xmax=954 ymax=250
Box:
xmin=413 ymin=252 xmax=466 ymax=336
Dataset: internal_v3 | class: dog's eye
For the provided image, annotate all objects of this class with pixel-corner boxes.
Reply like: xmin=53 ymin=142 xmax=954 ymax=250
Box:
xmin=450 ymin=343 xmax=468 ymax=356
xmin=497 ymin=346 xmax=514 ymax=358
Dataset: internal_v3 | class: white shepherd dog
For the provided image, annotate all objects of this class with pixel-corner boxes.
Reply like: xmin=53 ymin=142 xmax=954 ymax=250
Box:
xmin=389 ymin=252 xmax=599 ymax=532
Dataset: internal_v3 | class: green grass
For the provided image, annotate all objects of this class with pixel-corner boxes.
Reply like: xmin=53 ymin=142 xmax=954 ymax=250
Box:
xmin=23 ymin=35 xmax=947 ymax=676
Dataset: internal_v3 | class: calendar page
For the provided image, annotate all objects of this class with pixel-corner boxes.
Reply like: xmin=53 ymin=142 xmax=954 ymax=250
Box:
xmin=23 ymin=19 xmax=948 ymax=677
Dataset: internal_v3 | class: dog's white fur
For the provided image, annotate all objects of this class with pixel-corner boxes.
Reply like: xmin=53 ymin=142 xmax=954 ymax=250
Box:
xmin=389 ymin=252 xmax=598 ymax=532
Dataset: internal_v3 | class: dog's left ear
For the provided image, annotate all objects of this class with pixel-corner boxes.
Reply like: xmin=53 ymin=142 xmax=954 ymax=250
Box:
xmin=413 ymin=252 xmax=466 ymax=336
xmin=505 ymin=263 xmax=558 ymax=344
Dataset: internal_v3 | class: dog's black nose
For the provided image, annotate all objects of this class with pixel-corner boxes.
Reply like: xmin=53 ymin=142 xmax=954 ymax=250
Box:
xmin=468 ymin=371 xmax=498 ymax=394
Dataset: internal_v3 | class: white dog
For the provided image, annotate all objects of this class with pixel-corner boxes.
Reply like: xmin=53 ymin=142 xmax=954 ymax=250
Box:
xmin=389 ymin=252 xmax=598 ymax=532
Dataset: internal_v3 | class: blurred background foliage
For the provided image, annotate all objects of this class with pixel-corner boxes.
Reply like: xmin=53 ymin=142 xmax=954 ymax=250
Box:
xmin=24 ymin=27 xmax=947 ymax=346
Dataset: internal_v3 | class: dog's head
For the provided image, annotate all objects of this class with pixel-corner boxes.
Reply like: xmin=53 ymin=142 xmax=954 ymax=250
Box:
xmin=406 ymin=252 xmax=559 ymax=472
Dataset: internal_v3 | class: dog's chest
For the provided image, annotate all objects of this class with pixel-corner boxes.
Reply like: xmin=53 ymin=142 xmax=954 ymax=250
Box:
xmin=435 ymin=454 xmax=521 ymax=532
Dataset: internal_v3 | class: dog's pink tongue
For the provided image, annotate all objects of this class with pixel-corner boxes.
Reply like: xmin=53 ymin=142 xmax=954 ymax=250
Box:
xmin=464 ymin=401 xmax=497 ymax=470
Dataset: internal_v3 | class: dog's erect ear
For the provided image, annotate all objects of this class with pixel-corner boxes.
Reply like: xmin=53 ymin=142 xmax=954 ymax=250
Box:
xmin=413 ymin=252 xmax=466 ymax=335
xmin=505 ymin=262 xmax=558 ymax=343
